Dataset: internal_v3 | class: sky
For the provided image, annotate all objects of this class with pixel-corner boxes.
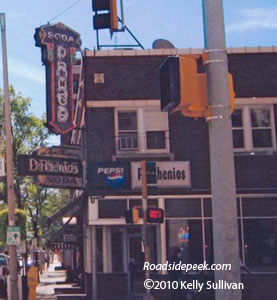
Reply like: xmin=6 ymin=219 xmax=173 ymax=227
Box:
xmin=1 ymin=0 xmax=277 ymax=119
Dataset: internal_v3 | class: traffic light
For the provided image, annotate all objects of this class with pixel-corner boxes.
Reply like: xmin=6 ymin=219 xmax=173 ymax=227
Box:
xmin=160 ymin=55 xmax=235 ymax=118
xmin=147 ymin=208 xmax=164 ymax=224
xmin=125 ymin=208 xmax=139 ymax=224
xmin=92 ymin=0 xmax=119 ymax=31
xmin=179 ymin=56 xmax=207 ymax=118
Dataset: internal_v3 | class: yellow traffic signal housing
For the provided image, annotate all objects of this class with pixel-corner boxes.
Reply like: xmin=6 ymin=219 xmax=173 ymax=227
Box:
xmin=110 ymin=0 xmax=119 ymax=31
xmin=125 ymin=208 xmax=139 ymax=224
xmin=92 ymin=0 xmax=119 ymax=32
xmin=179 ymin=56 xmax=206 ymax=116
xmin=166 ymin=55 xmax=235 ymax=118
xmin=132 ymin=208 xmax=139 ymax=224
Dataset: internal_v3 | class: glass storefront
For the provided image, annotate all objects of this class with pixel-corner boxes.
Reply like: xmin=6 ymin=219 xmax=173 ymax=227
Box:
xmin=165 ymin=195 xmax=277 ymax=272
xmin=93 ymin=194 xmax=277 ymax=277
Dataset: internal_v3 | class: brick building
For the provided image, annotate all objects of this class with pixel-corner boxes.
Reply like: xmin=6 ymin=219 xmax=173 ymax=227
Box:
xmin=60 ymin=47 xmax=277 ymax=299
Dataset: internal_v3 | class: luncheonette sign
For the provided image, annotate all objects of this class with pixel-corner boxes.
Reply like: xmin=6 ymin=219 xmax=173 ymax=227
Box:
xmin=131 ymin=161 xmax=191 ymax=188
xmin=34 ymin=23 xmax=81 ymax=134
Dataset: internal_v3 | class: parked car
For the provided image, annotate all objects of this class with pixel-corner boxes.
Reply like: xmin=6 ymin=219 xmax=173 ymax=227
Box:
xmin=0 ymin=253 xmax=9 ymax=293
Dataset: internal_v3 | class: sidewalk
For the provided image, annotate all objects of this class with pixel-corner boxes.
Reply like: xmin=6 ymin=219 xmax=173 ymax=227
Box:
xmin=36 ymin=257 xmax=72 ymax=300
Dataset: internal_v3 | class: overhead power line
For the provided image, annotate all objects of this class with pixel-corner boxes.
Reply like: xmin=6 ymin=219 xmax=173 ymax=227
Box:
xmin=47 ymin=0 xmax=82 ymax=24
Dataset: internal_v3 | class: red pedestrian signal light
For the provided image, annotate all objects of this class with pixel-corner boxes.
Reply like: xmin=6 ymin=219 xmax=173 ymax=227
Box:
xmin=147 ymin=208 xmax=164 ymax=223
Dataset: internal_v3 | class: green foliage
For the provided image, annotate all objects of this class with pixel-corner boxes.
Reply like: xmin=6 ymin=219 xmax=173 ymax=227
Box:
xmin=0 ymin=87 xmax=50 ymax=207
xmin=0 ymin=207 xmax=27 ymax=247
xmin=0 ymin=86 xmax=72 ymax=246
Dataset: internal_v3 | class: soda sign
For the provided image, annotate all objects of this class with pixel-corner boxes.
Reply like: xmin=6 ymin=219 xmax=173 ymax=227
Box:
xmin=34 ymin=23 xmax=81 ymax=134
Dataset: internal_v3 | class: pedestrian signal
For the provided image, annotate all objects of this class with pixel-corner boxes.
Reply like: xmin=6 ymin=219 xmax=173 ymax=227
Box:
xmin=147 ymin=208 xmax=164 ymax=223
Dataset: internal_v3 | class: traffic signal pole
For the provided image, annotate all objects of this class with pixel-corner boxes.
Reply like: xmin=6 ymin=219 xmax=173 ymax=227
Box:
xmin=141 ymin=160 xmax=154 ymax=300
xmin=202 ymin=1 xmax=242 ymax=300
xmin=0 ymin=13 xmax=18 ymax=300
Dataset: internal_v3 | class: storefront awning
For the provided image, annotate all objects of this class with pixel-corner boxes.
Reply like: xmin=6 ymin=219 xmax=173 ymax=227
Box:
xmin=47 ymin=192 xmax=86 ymax=225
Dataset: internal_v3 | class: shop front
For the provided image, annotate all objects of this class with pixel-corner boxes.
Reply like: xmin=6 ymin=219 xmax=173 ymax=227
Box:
xmin=86 ymin=194 xmax=277 ymax=299
xmin=85 ymin=161 xmax=277 ymax=299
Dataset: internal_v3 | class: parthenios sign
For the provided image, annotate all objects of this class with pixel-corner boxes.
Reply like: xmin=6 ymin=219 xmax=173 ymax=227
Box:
xmin=34 ymin=23 xmax=81 ymax=134
xmin=131 ymin=161 xmax=191 ymax=188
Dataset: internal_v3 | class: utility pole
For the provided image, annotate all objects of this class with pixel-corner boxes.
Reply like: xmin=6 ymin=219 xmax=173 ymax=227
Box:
xmin=141 ymin=160 xmax=154 ymax=300
xmin=0 ymin=13 xmax=18 ymax=300
xmin=202 ymin=1 xmax=242 ymax=300
xmin=91 ymin=225 xmax=98 ymax=300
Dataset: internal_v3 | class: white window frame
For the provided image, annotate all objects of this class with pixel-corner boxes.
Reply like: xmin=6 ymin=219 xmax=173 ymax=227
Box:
xmin=115 ymin=107 xmax=170 ymax=154
xmin=232 ymin=104 xmax=276 ymax=153
xmin=116 ymin=111 xmax=139 ymax=151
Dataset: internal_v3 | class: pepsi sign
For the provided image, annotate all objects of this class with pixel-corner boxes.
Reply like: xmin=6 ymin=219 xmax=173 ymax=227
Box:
xmin=89 ymin=163 xmax=130 ymax=194
xmin=97 ymin=167 xmax=126 ymax=188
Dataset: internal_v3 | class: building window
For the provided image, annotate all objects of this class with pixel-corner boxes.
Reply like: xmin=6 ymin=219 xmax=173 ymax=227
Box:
xmin=243 ymin=219 xmax=277 ymax=270
xmin=118 ymin=112 xmax=138 ymax=151
xmin=166 ymin=220 xmax=204 ymax=264
xmin=232 ymin=105 xmax=275 ymax=152
xmin=115 ymin=108 xmax=169 ymax=154
xmin=146 ymin=131 xmax=166 ymax=149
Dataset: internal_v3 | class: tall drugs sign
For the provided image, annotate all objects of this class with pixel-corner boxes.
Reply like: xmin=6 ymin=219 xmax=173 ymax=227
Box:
xmin=34 ymin=23 xmax=81 ymax=134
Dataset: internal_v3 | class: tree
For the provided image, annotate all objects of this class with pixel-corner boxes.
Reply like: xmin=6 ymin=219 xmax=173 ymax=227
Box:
xmin=24 ymin=184 xmax=71 ymax=247
xmin=0 ymin=86 xmax=49 ymax=208
xmin=0 ymin=87 xmax=71 ymax=246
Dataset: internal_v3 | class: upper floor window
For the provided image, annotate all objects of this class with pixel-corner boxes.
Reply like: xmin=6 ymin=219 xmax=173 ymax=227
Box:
xmin=118 ymin=112 xmax=138 ymax=151
xmin=115 ymin=108 xmax=169 ymax=154
xmin=232 ymin=105 xmax=276 ymax=152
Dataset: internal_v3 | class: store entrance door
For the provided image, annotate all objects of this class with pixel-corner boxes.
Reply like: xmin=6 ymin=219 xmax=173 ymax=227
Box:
xmin=128 ymin=234 xmax=145 ymax=294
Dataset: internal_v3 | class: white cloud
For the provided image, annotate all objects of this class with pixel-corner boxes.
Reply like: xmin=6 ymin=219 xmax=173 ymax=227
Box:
xmin=226 ymin=8 xmax=277 ymax=33
xmin=2 ymin=57 xmax=45 ymax=85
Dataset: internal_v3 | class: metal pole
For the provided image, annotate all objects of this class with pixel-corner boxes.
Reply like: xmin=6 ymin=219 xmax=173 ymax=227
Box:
xmin=0 ymin=13 xmax=18 ymax=300
xmin=91 ymin=226 xmax=98 ymax=300
xmin=202 ymin=1 xmax=242 ymax=300
xmin=141 ymin=160 xmax=154 ymax=300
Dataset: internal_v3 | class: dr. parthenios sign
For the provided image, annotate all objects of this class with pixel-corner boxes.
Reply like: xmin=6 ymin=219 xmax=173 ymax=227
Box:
xmin=34 ymin=23 xmax=81 ymax=134
xmin=18 ymin=154 xmax=82 ymax=178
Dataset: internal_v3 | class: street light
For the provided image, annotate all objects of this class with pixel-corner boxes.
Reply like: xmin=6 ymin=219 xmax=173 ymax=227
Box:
xmin=0 ymin=13 xmax=18 ymax=300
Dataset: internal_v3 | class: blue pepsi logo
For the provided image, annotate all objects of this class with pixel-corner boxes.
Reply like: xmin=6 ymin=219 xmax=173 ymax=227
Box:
xmin=107 ymin=172 xmax=125 ymax=188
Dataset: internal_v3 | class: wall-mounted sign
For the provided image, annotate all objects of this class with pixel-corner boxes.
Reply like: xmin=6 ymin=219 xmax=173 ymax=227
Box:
xmin=35 ymin=175 xmax=83 ymax=189
xmin=34 ymin=145 xmax=81 ymax=159
xmin=18 ymin=155 xmax=82 ymax=177
xmin=88 ymin=162 xmax=130 ymax=193
xmin=34 ymin=146 xmax=83 ymax=189
xmin=131 ymin=161 xmax=191 ymax=189
xmin=17 ymin=147 xmax=83 ymax=189
xmin=63 ymin=234 xmax=77 ymax=242
xmin=34 ymin=23 xmax=81 ymax=134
